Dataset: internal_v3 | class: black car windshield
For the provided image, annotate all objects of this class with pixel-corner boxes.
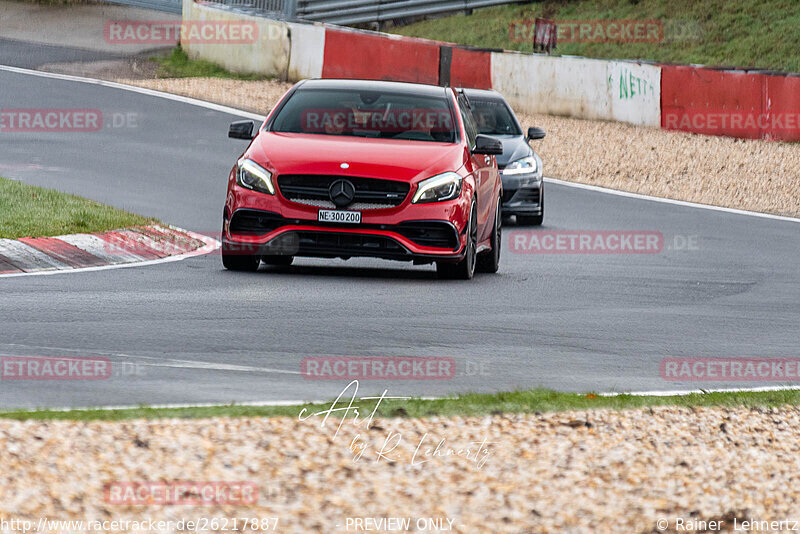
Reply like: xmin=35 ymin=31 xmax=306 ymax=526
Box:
xmin=470 ymin=99 xmax=521 ymax=135
xmin=270 ymin=88 xmax=458 ymax=143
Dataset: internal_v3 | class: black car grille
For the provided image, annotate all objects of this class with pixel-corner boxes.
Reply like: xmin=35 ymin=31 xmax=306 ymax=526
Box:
xmin=277 ymin=175 xmax=409 ymax=209
xmin=229 ymin=209 xmax=285 ymax=234
xmin=503 ymin=188 xmax=540 ymax=205
xmin=289 ymin=231 xmax=410 ymax=260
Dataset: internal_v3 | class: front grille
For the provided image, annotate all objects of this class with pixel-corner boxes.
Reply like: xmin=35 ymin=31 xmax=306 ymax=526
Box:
xmin=277 ymin=175 xmax=410 ymax=209
xmin=503 ymin=188 xmax=540 ymax=205
xmin=287 ymin=231 xmax=410 ymax=260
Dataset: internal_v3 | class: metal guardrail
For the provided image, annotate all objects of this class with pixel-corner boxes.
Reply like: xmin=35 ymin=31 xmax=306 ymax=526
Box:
xmin=296 ymin=0 xmax=514 ymax=25
xmin=200 ymin=0 xmax=520 ymax=25
xmin=103 ymin=0 xmax=183 ymax=14
xmin=198 ymin=0 xmax=297 ymax=18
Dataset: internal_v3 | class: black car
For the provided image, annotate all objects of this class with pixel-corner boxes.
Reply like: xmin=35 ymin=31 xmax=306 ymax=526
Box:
xmin=462 ymin=88 xmax=546 ymax=225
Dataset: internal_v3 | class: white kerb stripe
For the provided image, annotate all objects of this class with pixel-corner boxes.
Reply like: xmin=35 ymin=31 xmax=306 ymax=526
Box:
xmin=0 ymin=239 xmax=71 ymax=271
xmin=57 ymin=234 xmax=146 ymax=264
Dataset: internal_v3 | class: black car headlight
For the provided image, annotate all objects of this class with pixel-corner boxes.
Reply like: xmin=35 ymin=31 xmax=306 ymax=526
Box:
xmin=237 ymin=158 xmax=274 ymax=195
xmin=502 ymin=155 xmax=542 ymax=186
xmin=412 ymin=172 xmax=463 ymax=203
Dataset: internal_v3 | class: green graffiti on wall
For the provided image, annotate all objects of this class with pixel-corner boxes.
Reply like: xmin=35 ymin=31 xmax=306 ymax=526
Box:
xmin=617 ymin=67 xmax=654 ymax=100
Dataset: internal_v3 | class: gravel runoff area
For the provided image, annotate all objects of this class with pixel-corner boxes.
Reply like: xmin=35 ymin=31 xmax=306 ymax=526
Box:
xmin=117 ymin=77 xmax=800 ymax=218
xmin=2 ymin=406 xmax=800 ymax=533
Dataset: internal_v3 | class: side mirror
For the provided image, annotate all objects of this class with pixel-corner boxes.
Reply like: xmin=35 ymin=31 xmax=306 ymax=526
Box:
xmin=473 ymin=134 xmax=503 ymax=155
xmin=229 ymin=120 xmax=256 ymax=140
xmin=527 ymin=127 xmax=546 ymax=140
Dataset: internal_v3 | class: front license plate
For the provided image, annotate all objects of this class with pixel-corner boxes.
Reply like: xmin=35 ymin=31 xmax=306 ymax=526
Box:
xmin=318 ymin=209 xmax=361 ymax=224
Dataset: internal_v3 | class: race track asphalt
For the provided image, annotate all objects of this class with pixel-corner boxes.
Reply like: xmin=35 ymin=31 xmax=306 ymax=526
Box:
xmin=1 ymin=67 xmax=799 ymax=409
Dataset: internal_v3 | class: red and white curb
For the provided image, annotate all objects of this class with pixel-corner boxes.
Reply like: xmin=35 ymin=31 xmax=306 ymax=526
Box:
xmin=0 ymin=225 xmax=219 ymax=278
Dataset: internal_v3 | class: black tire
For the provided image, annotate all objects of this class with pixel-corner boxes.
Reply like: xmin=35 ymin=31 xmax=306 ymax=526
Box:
xmin=517 ymin=189 xmax=544 ymax=226
xmin=221 ymin=246 xmax=260 ymax=271
xmin=476 ymin=197 xmax=501 ymax=273
xmin=436 ymin=200 xmax=477 ymax=280
xmin=261 ymin=255 xmax=294 ymax=266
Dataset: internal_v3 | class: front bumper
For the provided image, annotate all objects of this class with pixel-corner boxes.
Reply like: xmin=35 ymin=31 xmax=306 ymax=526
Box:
xmin=223 ymin=209 xmax=467 ymax=263
xmin=500 ymin=175 xmax=542 ymax=215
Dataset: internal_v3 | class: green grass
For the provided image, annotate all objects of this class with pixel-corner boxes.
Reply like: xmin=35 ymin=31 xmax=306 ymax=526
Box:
xmin=3 ymin=387 xmax=800 ymax=421
xmin=0 ymin=176 xmax=155 ymax=239
xmin=392 ymin=0 xmax=800 ymax=73
xmin=152 ymin=46 xmax=271 ymax=80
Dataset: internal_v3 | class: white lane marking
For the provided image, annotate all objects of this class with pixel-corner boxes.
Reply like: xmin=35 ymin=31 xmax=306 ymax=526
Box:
xmin=0 ymin=239 xmax=71 ymax=271
xmin=134 ymin=360 xmax=301 ymax=375
xmin=0 ymin=228 xmax=219 ymax=278
xmin=4 ymin=385 xmax=800 ymax=414
xmin=5 ymin=399 xmax=326 ymax=413
xmin=0 ymin=343 xmax=299 ymax=375
xmin=545 ymin=177 xmax=800 ymax=224
xmin=599 ymin=384 xmax=800 ymax=397
xmin=0 ymin=64 xmax=267 ymax=121
xmin=4 ymin=397 xmax=443 ymax=414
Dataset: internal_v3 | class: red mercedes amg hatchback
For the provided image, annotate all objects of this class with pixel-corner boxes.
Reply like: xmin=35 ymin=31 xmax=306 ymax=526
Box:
xmin=223 ymin=79 xmax=503 ymax=279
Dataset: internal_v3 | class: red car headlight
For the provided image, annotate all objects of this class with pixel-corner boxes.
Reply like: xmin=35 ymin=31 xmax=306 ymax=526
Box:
xmin=412 ymin=172 xmax=463 ymax=203
xmin=237 ymin=158 xmax=275 ymax=195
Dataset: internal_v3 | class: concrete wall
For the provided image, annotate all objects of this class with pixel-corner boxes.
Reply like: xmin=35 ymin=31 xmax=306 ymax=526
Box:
xmin=491 ymin=53 xmax=661 ymax=126
xmin=490 ymin=52 xmax=610 ymax=119
xmin=606 ymin=61 xmax=661 ymax=127
xmin=287 ymin=22 xmax=325 ymax=79
xmin=182 ymin=0 xmax=290 ymax=78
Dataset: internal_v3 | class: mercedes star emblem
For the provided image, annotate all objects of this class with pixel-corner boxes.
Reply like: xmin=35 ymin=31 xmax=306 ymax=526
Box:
xmin=329 ymin=179 xmax=356 ymax=208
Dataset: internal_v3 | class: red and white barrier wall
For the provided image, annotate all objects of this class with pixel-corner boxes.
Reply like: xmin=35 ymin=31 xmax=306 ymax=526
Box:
xmin=183 ymin=1 xmax=800 ymax=141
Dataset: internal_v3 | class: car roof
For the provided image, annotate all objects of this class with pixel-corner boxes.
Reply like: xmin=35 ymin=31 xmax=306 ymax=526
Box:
xmin=299 ymin=78 xmax=451 ymax=99
xmin=459 ymin=87 xmax=504 ymax=101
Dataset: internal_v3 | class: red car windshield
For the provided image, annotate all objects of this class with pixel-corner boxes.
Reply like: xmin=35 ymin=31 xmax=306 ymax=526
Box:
xmin=270 ymin=88 xmax=458 ymax=143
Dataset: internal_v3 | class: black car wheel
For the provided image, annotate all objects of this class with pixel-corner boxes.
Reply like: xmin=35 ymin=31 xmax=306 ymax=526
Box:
xmin=221 ymin=215 xmax=260 ymax=271
xmin=476 ymin=196 xmax=501 ymax=273
xmin=221 ymin=245 xmax=261 ymax=271
xmin=437 ymin=199 xmax=477 ymax=280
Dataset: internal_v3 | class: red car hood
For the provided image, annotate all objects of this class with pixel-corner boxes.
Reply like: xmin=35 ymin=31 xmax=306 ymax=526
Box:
xmin=248 ymin=132 xmax=465 ymax=182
